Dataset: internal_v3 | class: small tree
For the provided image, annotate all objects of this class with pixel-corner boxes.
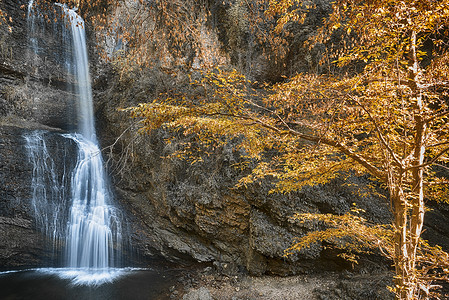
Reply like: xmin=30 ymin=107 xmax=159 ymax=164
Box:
xmin=264 ymin=1 xmax=449 ymax=298
xmin=126 ymin=0 xmax=449 ymax=298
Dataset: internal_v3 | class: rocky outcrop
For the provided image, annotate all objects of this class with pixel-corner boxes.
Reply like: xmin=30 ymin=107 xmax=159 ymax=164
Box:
xmin=0 ymin=125 xmax=41 ymax=268
xmin=0 ymin=0 xmax=79 ymax=130
xmin=89 ymin=0 xmax=381 ymax=275
xmin=0 ymin=216 xmax=44 ymax=268
xmin=95 ymin=65 xmax=449 ymax=278
xmin=86 ymin=0 xmax=381 ymax=277
xmin=0 ymin=125 xmax=77 ymax=267
xmin=95 ymin=82 xmax=392 ymax=275
xmin=93 ymin=0 xmax=449 ymax=278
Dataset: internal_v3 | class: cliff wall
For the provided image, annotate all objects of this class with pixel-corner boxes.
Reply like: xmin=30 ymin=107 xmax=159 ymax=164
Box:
xmin=0 ymin=0 xmax=78 ymax=267
xmin=93 ymin=0 xmax=390 ymax=276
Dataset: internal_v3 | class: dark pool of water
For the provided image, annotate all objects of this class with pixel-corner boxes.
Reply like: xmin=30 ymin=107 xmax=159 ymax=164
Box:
xmin=0 ymin=268 xmax=182 ymax=300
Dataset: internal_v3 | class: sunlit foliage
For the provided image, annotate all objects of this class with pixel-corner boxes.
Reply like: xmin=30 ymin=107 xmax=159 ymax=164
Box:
xmin=0 ymin=0 xmax=11 ymax=32
xmin=0 ymin=9 xmax=5 ymax=24
xmin=126 ymin=1 xmax=449 ymax=299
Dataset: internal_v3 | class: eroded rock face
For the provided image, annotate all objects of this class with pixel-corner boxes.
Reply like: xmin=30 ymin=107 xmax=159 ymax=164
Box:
xmin=89 ymin=0 xmax=390 ymax=275
xmin=0 ymin=216 xmax=44 ymax=268
xmin=0 ymin=0 xmax=80 ymax=267
xmin=0 ymin=125 xmax=79 ymax=268
xmin=0 ymin=125 xmax=47 ymax=268
xmin=92 ymin=0 xmax=449 ymax=277
xmin=0 ymin=0 xmax=79 ymax=131
xmin=95 ymin=90 xmax=392 ymax=275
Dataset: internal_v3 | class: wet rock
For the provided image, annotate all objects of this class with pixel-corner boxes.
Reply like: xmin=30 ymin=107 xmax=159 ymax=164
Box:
xmin=0 ymin=125 xmax=45 ymax=267
xmin=0 ymin=125 xmax=78 ymax=267
xmin=0 ymin=216 xmax=44 ymax=268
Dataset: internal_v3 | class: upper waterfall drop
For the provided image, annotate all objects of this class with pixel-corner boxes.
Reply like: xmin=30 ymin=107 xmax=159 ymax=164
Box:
xmin=57 ymin=3 xmax=96 ymax=142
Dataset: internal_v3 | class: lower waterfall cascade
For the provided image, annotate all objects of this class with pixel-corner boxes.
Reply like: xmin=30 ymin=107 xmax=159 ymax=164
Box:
xmin=64 ymin=133 xmax=122 ymax=270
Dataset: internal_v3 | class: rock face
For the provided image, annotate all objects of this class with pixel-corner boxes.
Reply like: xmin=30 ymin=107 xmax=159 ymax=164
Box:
xmin=93 ymin=0 xmax=449 ymax=278
xmin=0 ymin=125 xmax=77 ymax=268
xmin=90 ymin=0 xmax=391 ymax=276
xmin=96 ymin=106 xmax=392 ymax=275
xmin=0 ymin=125 xmax=44 ymax=268
xmin=0 ymin=0 xmax=78 ymax=131
xmin=0 ymin=0 xmax=80 ymax=267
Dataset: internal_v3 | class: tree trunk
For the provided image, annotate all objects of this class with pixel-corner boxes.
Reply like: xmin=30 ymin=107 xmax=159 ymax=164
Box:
xmin=408 ymin=81 xmax=426 ymax=300
xmin=391 ymin=181 xmax=416 ymax=299
xmin=390 ymin=29 xmax=427 ymax=300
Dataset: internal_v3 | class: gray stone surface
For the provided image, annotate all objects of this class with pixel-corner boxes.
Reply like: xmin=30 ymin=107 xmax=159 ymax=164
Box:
xmin=89 ymin=0 xmax=388 ymax=276
xmin=0 ymin=125 xmax=76 ymax=267
xmin=182 ymin=287 xmax=213 ymax=300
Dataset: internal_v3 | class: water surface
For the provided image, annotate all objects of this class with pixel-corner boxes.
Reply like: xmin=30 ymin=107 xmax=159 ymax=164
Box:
xmin=0 ymin=267 xmax=181 ymax=300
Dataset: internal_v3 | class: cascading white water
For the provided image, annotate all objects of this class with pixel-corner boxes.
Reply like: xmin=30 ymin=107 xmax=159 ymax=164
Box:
xmin=26 ymin=1 xmax=123 ymax=278
xmin=27 ymin=0 xmax=39 ymax=53
xmin=64 ymin=133 xmax=121 ymax=270
xmin=61 ymin=6 xmax=96 ymax=142
xmin=67 ymin=138 xmax=113 ymax=268
xmin=57 ymin=4 xmax=122 ymax=271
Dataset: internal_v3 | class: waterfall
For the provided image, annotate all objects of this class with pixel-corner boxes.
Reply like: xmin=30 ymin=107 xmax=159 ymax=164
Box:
xmin=27 ymin=0 xmax=71 ymax=71
xmin=24 ymin=131 xmax=72 ymax=250
xmin=64 ymin=133 xmax=122 ymax=269
xmin=57 ymin=3 xmax=122 ymax=270
xmin=61 ymin=6 xmax=95 ymax=141
xmin=26 ymin=1 xmax=123 ymax=276
xmin=27 ymin=0 xmax=39 ymax=53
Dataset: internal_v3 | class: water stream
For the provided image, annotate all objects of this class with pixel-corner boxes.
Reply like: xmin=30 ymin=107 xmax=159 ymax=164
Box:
xmin=24 ymin=131 xmax=72 ymax=255
xmin=23 ymin=0 xmax=124 ymax=284
xmin=64 ymin=133 xmax=122 ymax=270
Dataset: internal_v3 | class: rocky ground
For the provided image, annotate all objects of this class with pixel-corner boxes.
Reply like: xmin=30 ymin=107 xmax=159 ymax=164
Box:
xmin=160 ymin=264 xmax=394 ymax=300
